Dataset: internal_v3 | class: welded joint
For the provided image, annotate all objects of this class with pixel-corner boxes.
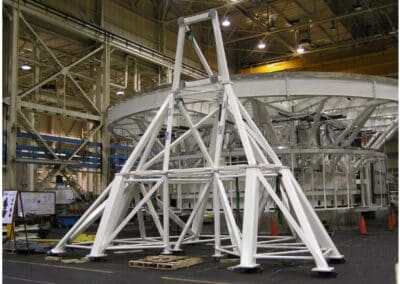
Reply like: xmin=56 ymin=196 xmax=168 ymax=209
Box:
xmin=61 ymin=67 xmax=69 ymax=75
xmin=208 ymin=9 xmax=217 ymax=18
xmin=177 ymin=17 xmax=185 ymax=25
xmin=221 ymin=80 xmax=233 ymax=85
xmin=210 ymin=75 xmax=219 ymax=83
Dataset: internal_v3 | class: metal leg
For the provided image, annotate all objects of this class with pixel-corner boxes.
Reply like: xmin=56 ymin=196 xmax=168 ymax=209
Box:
xmin=89 ymin=176 xmax=132 ymax=257
xmin=289 ymin=173 xmax=344 ymax=261
xmin=212 ymin=177 xmax=222 ymax=258
xmin=279 ymin=169 xmax=333 ymax=272
xmin=134 ymin=187 xmax=147 ymax=239
xmin=238 ymin=168 xmax=260 ymax=269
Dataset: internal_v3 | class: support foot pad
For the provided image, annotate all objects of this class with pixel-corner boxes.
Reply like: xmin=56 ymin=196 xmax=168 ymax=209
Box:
xmin=313 ymin=271 xmax=338 ymax=278
xmin=87 ymin=255 xmax=107 ymax=262
xmin=47 ymin=249 xmax=64 ymax=256
xmin=230 ymin=264 xmax=263 ymax=273
xmin=311 ymin=266 xmax=337 ymax=278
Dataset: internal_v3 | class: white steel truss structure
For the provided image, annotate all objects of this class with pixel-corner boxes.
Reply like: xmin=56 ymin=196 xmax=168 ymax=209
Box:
xmin=51 ymin=10 xmax=344 ymax=274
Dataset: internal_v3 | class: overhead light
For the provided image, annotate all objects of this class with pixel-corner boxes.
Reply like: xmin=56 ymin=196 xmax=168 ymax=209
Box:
xmin=116 ymin=90 xmax=124 ymax=96
xmin=353 ymin=2 xmax=363 ymax=11
xmin=257 ymin=41 xmax=266 ymax=49
xmin=21 ymin=63 xmax=31 ymax=71
xmin=222 ymin=18 xmax=230 ymax=27
xmin=296 ymin=46 xmax=305 ymax=54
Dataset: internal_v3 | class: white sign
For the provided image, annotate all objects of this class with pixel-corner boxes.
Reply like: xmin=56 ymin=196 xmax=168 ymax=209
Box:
xmin=3 ymin=191 xmax=18 ymax=224
xmin=18 ymin=192 xmax=56 ymax=216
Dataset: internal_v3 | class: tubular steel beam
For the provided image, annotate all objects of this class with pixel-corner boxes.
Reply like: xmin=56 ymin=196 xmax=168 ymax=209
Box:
xmin=6 ymin=6 xmax=19 ymax=189
xmin=18 ymin=101 xmax=101 ymax=121
xmin=52 ymin=9 xmax=344 ymax=277
xmin=4 ymin=0 xmax=206 ymax=79
xmin=101 ymin=43 xmax=111 ymax=189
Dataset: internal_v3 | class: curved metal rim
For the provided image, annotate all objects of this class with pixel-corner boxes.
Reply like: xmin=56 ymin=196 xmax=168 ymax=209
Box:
xmin=108 ymin=71 xmax=398 ymax=131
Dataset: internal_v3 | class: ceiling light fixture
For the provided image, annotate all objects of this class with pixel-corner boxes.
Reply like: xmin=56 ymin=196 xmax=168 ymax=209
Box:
xmin=222 ymin=18 xmax=231 ymax=27
xmin=21 ymin=63 xmax=31 ymax=71
xmin=257 ymin=41 xmax=266 ymax=49
xmin=353 ymin=2 xmax=363 ymax=11
xmin=116 ymin=90 xmax=124 ymax=96
xmin=296 ymin=46 xmax=305 ymax=54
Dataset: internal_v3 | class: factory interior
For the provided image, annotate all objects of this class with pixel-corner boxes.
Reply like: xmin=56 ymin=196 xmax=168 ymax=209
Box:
xmin=2 ymin=0 xmax=399 ymax=283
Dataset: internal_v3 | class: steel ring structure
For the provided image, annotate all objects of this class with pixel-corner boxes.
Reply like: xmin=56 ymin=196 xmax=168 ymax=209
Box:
xmin=108 ymin=71 xmax=398 ymax=131
xmin=108 ymin=72 xmax=398 ymax=211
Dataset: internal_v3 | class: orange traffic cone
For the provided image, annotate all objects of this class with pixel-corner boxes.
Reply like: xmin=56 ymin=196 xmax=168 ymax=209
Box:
xmin=391 ymin=211 xmax=397 ymax=227
xmin=387 ymin=214 xmax=394 ymax=231
xmin=271 ymin=218 xmax=278 ymax=236
xmin=359 ymin=215 xmax=368 ymax=235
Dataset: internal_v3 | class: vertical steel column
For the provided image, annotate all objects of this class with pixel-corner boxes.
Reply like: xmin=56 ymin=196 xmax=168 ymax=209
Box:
xmin=133 ymin=62 xmax=141 ymax=93
xmin=101 ymin=43 xmax=110 ymax=189
xmin=210 ymin=119 xmax=222 ymax=258
xmin=95 ymin=62 xmax=102 ymax=195
xmin=346 ymin=156 xmax=351 ymax=208
xmin=27 ymin=47 xmax=40 ymax=191
xmin=365 ymin=163 xmax=372 ymax=206
xmin=360 ymin=166 xmax=366 ymax=207
xmin=379 ymin=160 xmax=383 ymax=206
xmin=322 ymin=153 xmax=327 ymax=208
xmin=162 ymin=95 xmax=174 ymax=254
xmin=239 ymin=168 xmax=260 ymax=268
xmin=177 ymin=161 xmax=183 ymax=210
xmin=6 ymin=7 xmax=19 ymax=189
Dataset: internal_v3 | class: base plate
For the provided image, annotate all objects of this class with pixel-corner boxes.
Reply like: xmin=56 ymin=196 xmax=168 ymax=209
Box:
xmin=230 ymin=264 xmax=263 ymax=273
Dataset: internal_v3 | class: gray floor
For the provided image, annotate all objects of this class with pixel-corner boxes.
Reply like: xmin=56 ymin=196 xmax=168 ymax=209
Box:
xmin=3 ymin=231 xmax=398 ymax=284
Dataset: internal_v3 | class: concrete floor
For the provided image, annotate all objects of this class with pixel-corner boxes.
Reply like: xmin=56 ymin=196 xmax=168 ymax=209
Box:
xmin=3 ymin=231 xmax=398 ymax=284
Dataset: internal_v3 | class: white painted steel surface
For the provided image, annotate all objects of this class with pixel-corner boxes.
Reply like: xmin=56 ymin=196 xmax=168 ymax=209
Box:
xmin=107 ymin=72 xmax=397 ymax=130
xmin=52 ymin=10 xmax=347 ymax=275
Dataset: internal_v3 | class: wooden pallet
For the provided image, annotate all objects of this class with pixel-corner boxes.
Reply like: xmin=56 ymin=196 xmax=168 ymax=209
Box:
xmin=44 ymin=256 xmax=90 ymax=264
xmin=129 ymin=255 xmax=203 ymax=270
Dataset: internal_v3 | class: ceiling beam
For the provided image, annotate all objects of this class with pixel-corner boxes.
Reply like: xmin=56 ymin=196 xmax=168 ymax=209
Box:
xmin=292 ymin=0 xmax=335 ymax=43
xmin=233 ymin=4 xmax=296 ymax=53
xmin=240 ymin=33 xmax=397 ymax=67
xmin=241 ymin=47 xmax=398 ymax=76
xmin=225 ymin=2 xmax=397 ymax=44
xmin=4 ymin=0 xmax=206 ymax=79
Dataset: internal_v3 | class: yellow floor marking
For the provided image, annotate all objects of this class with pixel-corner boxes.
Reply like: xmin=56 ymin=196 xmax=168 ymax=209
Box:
xmin=4 ymin=276 xmax=55 ymax=284
xmin=5 ymin=259 xmax=113 ymax=274
xmin=161 ymin=276 xmax=229 ymax=284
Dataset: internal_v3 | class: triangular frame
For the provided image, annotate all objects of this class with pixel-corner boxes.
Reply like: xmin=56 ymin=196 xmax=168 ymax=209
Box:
xmin=51 ymin=9 xmax=344 ymax=274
